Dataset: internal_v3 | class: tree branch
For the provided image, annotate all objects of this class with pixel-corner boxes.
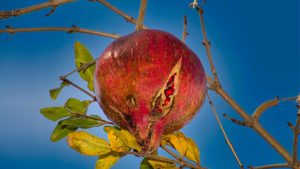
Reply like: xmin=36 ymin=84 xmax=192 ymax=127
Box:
xmin=127 ymin=151 xmax=205 ymax=169
xmin=135 ymin=0 xmax=147 ymax=31
xmin=61 ymin=59 xmax=97 ymax=79
xmin=197 ymin=7 xmax=219 ymax=82
xmin=292 ymin=97 xmax=300 ymax=167
xmin=0 ymin=0 xmax=75 ymax=19
xmin=207 ymin=93 xmax=244 ymax=169
xmin=182 ymin=16 xmax=188 ymax=43
xmin=248 ymin=163 xmax=291 ymax=169
xmin=93 ymin=0 xmax=147 ymax=29
xmin=59 ymin=77 xmax=97 ymax=101
xmin=0 ymin=25 xmax=120 ymax=39
xmin=252 ymin=96 xmax=298 ymax=120
xmin=197 ymin=6 xmax=293 ymax=164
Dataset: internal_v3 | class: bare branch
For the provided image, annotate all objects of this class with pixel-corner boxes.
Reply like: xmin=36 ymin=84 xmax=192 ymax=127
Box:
xmin=252 ymin=96 xmax=298 ymax=120
xmin=207 ymin=93 xmax=244 ymax=169
xmin=182 ymin=16 xmax=188 ymax=43
xmin=197 ymin=7 xmax=219 ymax=82
xmin=223 ymin=114 xmax=252 ymax=127
xmin=93 ymin=0 xmax=147 ymax=29
xmin=248 ymin=163 xmax=291 ymax=169
xmin=252 ymin=97 xmax=279 ymax=120
xmin=0 ymin=25 xmax=120 ymax=39
xmin=0 ymin=0 xmax=75 ymax=19
xmin=196 ymin=6 xmax=293 ymax=163
xmin=292 ymin=98 xmax=300 ymax=166
xmin=135 ymin=0 xmax=147 ymax=31
xmin=59 ymin=77 xmax=96 ymax=101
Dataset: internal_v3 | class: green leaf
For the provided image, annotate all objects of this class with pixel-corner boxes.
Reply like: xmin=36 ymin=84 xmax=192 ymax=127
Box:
xmin=61 ymin=117 xmax=105 ymax=129
xmin=74 ymin=41 xmax=96 ymax=92
xmin=40 ymin=107 xmax=71 ymax=121
xmin=162 ymin=132 xmax=188 ymax=158
xmin=104 ymin=126 xmax=142 ymax=153
xmin=50 ymin=121 xmax=77 ymax=142
xmin=65 ymin=98 xmax=91 ymax=114
xmin=185 ymin=138 xmax=200 ymax=163
xmin=49 ymin=81 xmax=69 ymax=100
xmin=148 ymin=159 xmax=177 ymax=169
xmin=95 ymin=152 xmax=121 ymax=169
xmin=140 ymin=158 xmax=154 ymax=169
xmin=67 ymin=131 xmax=111 ymax=156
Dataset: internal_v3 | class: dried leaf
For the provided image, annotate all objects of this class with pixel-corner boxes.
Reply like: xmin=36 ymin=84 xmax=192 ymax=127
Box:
xmin=185 ymin=138 xmax=200 ymax=163
xmin=74 ymin=42 xmax=95 ymax=92
xmin=104 ymin=126 xmax=141 ymax=152
xmin=163 ymin=132 xmax=188 ymax=158
xmin=95 ymin=152 xmax=121 ymax=169
xmin=67 ymin=131 xmax=111 ymax=156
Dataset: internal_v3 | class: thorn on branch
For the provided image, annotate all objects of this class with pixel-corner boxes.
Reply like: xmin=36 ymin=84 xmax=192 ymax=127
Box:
xmin=223 ymin=113 xmax=252 ymax=127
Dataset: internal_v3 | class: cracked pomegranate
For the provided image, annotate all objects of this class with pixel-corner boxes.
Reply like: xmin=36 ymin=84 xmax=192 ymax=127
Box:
xmin=94 ymin=29 xmax=206 ymax=152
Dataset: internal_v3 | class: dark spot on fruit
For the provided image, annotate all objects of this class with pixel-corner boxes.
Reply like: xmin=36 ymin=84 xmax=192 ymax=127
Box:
xmin=124 ymin=114 xmax=134 ymax=128
xmin=126 ymin=95 xmax=136 ymax=107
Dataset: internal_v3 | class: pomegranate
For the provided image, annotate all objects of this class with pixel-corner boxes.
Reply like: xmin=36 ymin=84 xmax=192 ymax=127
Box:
xmin=94 ymin=29 xmax=206 ymax=153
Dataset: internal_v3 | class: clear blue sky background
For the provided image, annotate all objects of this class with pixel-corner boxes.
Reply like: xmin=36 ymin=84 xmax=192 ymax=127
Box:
xmin=0 ymin=0 xmax=299 ymax=169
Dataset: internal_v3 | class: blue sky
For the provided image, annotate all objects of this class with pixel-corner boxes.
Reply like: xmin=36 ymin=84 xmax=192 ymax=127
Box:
xmin=0 ymin=0 xmax=299 ymax=169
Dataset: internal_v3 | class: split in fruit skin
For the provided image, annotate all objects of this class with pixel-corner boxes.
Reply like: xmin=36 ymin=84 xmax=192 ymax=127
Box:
xmin=94 ymin=29 xmax=207 ymax=153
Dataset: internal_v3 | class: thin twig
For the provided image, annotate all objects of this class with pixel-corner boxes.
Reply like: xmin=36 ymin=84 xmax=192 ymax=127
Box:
xmin=0 ymin=0 xmax=74 ymax=19
xmin=127 ymin=151 xmax=204 ymax=169
xmin=93 ymin=0 xmax=147 ymax=29
xmin=197 ymin=6 xmax=293 ymax=163
xmin=0 ymin=25 xmax=120 ymax=39
xmin=292 ymin=98 xmax=300 ymax=167
xmin=197 ymin=7 xmax=219 ymax=82
xmin=61 ymin=59 xmax=97 ymax=79
xmin=67 ymin=110 xmax=114 ymax=125
xmin=135 ymin=0 xmax=147 ymax=31
xmin=182 ymin=16 xmax=188 ymax=43
xmin=252 ymin=96 xmax=298 ymax=120
xmin=207 ymin=93 xmax=244 ymax=169
xmin=59 ymin=77 xmax=96 ymax=101
xmin=248 ymin=163 xmax=291 ymax=169
xmin=160 ymin=145 xmax=183 ymax=162
xmin=223 ymin=114 xmax=252 ymax=127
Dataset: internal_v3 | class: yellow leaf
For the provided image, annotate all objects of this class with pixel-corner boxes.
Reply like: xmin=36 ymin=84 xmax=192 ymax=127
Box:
xmin=121 ymin=129 xmax=142 ymax=152
xmin=104 ymin=126 xmax=131 ymax=152
xmin=185 ymin=138 xmax=200 ymax=163
xmin=163 ymin=132 xmax=200 ymax=164
xmin=104 ymin=126 xmax=141 ymax=152
xmin=148 ymin=159 xmax=177 ymax=169
xmin=163 ymin=132 xmax=188 ymax=158
xmin=95 ymin=152 xmax=121 ymax=169
xmin=67 ymin=131 xmax=111 ymax=156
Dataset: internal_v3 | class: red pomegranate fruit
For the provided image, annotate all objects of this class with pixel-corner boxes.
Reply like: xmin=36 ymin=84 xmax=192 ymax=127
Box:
xmin=94 ymin=29 xmax=206 ymax=153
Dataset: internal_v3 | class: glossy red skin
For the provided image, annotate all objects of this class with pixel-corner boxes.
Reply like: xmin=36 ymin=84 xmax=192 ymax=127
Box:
xmin=94 ymin=29 xmax=206 ymax=152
